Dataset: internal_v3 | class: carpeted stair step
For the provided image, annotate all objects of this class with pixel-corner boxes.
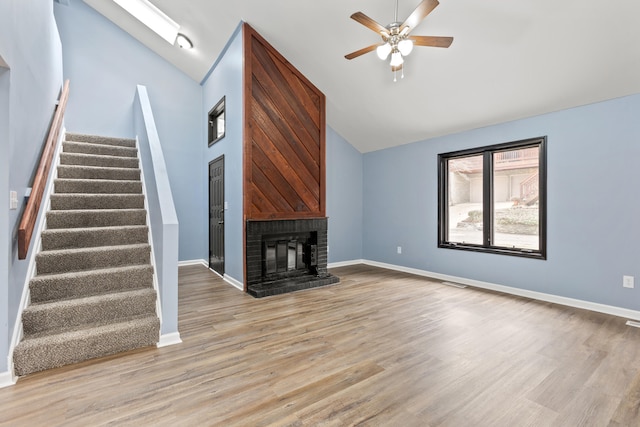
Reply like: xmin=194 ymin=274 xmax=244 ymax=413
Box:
xmin=41 ymin=225 xmax=149 ymax=250
xmin=55 ymin=178 xmax=142 ymax=194
xmin=47 ymin=209 xmax=146 ymax=229
xmin=57 ymin=165 xmax=141 ymax=181
xmin=13 ymin=131 xmax=160 ymax=378
xmin=22 ymin=288 xmax=157 ymax=336
xmin=36 ymin=244 xmax=151 ymax=275
xmin=29 ymin=265 xmax=154 ymax=303
xmin=50 ymin=194 xmax=144 ymax=210
xmin=59 ymin=152 xmax=139 ymax=169
xmin=13 ymin=315 xmax=160 ymax=376
xmin=63 ymin=141 xmax=137 ymax=158
xmin=65 ymin=133 xmax=136 ymax=148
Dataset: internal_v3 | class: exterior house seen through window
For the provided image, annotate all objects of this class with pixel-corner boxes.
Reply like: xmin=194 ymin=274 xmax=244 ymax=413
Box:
xmin=438 ymin=137 xmax=547 ymax=259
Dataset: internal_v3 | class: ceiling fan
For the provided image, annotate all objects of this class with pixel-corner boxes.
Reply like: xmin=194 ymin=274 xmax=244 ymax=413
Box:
xmin=345 ymin=0 xmax=453 ymax=81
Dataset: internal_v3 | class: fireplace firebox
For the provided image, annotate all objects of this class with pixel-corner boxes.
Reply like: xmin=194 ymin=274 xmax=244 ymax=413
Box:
xmin=263 ymin=232 xmax=312 ymax=278
xmin=246 ymin=219 xmax=339 ymax=297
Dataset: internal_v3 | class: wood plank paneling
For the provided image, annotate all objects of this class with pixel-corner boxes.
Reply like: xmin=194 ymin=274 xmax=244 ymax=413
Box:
xmin=251 ymin=74 xmax=320 ymax=179
xmin=251 ymin=141 xmax=311 ymax=212
xmin=251 ymin=96 xmax=320 ymax=198
xmin=243 ymin=23 xmax=326 ymax=221
xmin=250 ymin=87 xmax=319 ymax=181
xmin=252 ymin=44 xmax=321 ymax=150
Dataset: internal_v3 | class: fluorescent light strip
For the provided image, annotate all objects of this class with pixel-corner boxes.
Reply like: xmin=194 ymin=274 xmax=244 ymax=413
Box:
xmin=113 ymin=0 xmax=179 ymax=44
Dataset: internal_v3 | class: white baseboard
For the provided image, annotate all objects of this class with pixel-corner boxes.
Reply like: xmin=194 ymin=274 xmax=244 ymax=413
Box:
xmin=328 ymin=259 xmax=365 ymax=269
xmin=224 ymin=274 xmax=244 ymax=291
xmin=178 ymin=259 xmax=208 ymax=267
xmin=206 ymin=266 xmax=244 ymax=291
xmin=0 ymin=370 xmax=16 ymax=388
xmin=362 ymin=259 xmax=640 ymax=321
xmin=157 ymin=332 xmax=182 ymax=348
xmin=208 ymin=267 xmax=223 ymax=279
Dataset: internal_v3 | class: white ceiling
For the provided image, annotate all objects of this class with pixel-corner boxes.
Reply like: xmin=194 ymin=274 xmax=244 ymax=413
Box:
xmin=83 ymin=0 xmax=640 ymax=153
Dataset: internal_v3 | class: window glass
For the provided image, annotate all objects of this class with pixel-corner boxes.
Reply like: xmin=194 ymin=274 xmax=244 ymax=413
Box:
xmin=216 ymin=111 xmax=225 ymax=139
xmin=447 ymin=155 xmax=483 ymax=245
xmin=208 ymin=97 xmax=226 ymax=146
xmin=492 ymin=147 xmax=540 ymax=250
xmin=438 ymin=137 xmax=546 ymax=259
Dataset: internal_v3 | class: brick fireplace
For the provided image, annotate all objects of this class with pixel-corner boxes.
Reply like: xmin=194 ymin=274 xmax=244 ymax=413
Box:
xmin=246 ymin=219 xmax=339 ymax=297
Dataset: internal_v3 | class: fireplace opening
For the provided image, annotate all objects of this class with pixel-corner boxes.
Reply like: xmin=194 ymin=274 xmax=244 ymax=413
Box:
xmin=246 ymin=219 xmax=339 ymax=297
xmin=263 ymin=232 xmax=316 ymax=280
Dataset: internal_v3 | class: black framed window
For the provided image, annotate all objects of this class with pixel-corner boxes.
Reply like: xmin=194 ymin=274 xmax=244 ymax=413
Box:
xmin=438 ymin=137 xmax=547 ymax=259
xmin=208 ymin=96 xmax=225 ymax=146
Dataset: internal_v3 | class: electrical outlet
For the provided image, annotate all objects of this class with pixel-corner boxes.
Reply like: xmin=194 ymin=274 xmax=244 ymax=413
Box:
xmin=623 ymin=275 xmax=634 ymax=289
xmin=397 ymin=246 xmax=402 ymax=254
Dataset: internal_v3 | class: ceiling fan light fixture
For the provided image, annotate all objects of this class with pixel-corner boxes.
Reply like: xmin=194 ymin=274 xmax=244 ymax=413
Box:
xmin=389 ymin=51 xmax=404 ymax=67
xmin=376 ymin=43 xmax=392 ymax=60
xmin=345 ymin=0 xmax=454 ymax=81
xmin=398 ymin=39 xmax=413 ymax=56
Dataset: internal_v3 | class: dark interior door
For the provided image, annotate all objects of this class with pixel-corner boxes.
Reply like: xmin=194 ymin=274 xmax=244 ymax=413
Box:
xmin=209 ymin=156 xmax=224 ymax=275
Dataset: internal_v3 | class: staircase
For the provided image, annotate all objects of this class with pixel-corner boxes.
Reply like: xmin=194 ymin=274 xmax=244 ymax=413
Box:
xmin=520 ymin=171 xmax=540 ymax=206
xmin=13 ymin=133 xmax=160 ymax=376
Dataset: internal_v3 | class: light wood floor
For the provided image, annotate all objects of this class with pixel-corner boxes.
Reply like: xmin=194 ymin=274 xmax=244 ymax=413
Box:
xmin=2 ymin=264 xmax=640 ymax=426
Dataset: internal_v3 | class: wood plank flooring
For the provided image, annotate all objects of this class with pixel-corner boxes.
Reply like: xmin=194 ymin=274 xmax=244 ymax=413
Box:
xmin=1 ymin=264 xmax=640 ymax=426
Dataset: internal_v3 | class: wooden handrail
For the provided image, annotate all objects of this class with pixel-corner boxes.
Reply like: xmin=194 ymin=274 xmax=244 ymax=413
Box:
xmin=18 ymin=79 xmax=70 ymax=260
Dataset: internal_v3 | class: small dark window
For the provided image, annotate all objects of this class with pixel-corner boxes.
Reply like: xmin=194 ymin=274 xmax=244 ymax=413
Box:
xmin=208 ymin=96 xmax=225 ymax=146
xmin=438 ymin=137 xmax=547 ymax=259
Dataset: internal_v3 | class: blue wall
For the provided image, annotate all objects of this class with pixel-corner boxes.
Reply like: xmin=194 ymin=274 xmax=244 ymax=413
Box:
xmin=53 ymin=0 xmax=204 ymax=262
xmin=326 ymin=126 xmax=363 ymax=263
xmin=363 ymin=94 xmax=640 ymax=310
xmin=0 ymin=0 xmax=64 ymax=374
xmin=201 ymin=23 xmax=244 ymax=284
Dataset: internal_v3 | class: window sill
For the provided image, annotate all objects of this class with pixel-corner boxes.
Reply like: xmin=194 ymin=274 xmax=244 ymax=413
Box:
xmin=438 ymin=243 xmax=546 ymax=260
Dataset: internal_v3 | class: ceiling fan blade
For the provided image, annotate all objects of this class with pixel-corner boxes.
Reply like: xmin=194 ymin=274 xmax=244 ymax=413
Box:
xmin=400 ymin=0 xmax=440 ymax=33
xmin=350 ymin=12 xmax=389 ymax=36
xmin=345 ymin=44 xmax=379 ymax=60
xmin=409 ymin=35 xmax=453 ymax=48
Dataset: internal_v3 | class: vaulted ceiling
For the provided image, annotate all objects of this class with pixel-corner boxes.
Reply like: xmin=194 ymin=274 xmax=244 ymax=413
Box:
xmin=83 ymin=0 xmax=640 ymax=153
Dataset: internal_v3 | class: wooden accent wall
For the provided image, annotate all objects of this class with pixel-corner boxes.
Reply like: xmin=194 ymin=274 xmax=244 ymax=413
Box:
xmin=243 ymin=23 xmax=326 ymax=220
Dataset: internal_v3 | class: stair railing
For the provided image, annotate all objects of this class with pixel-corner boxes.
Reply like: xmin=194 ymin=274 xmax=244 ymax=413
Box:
xmin=520 ymin=171 xmax=539 ymax=204
xmin=18 ymin=79 xmax=70 ymax=259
